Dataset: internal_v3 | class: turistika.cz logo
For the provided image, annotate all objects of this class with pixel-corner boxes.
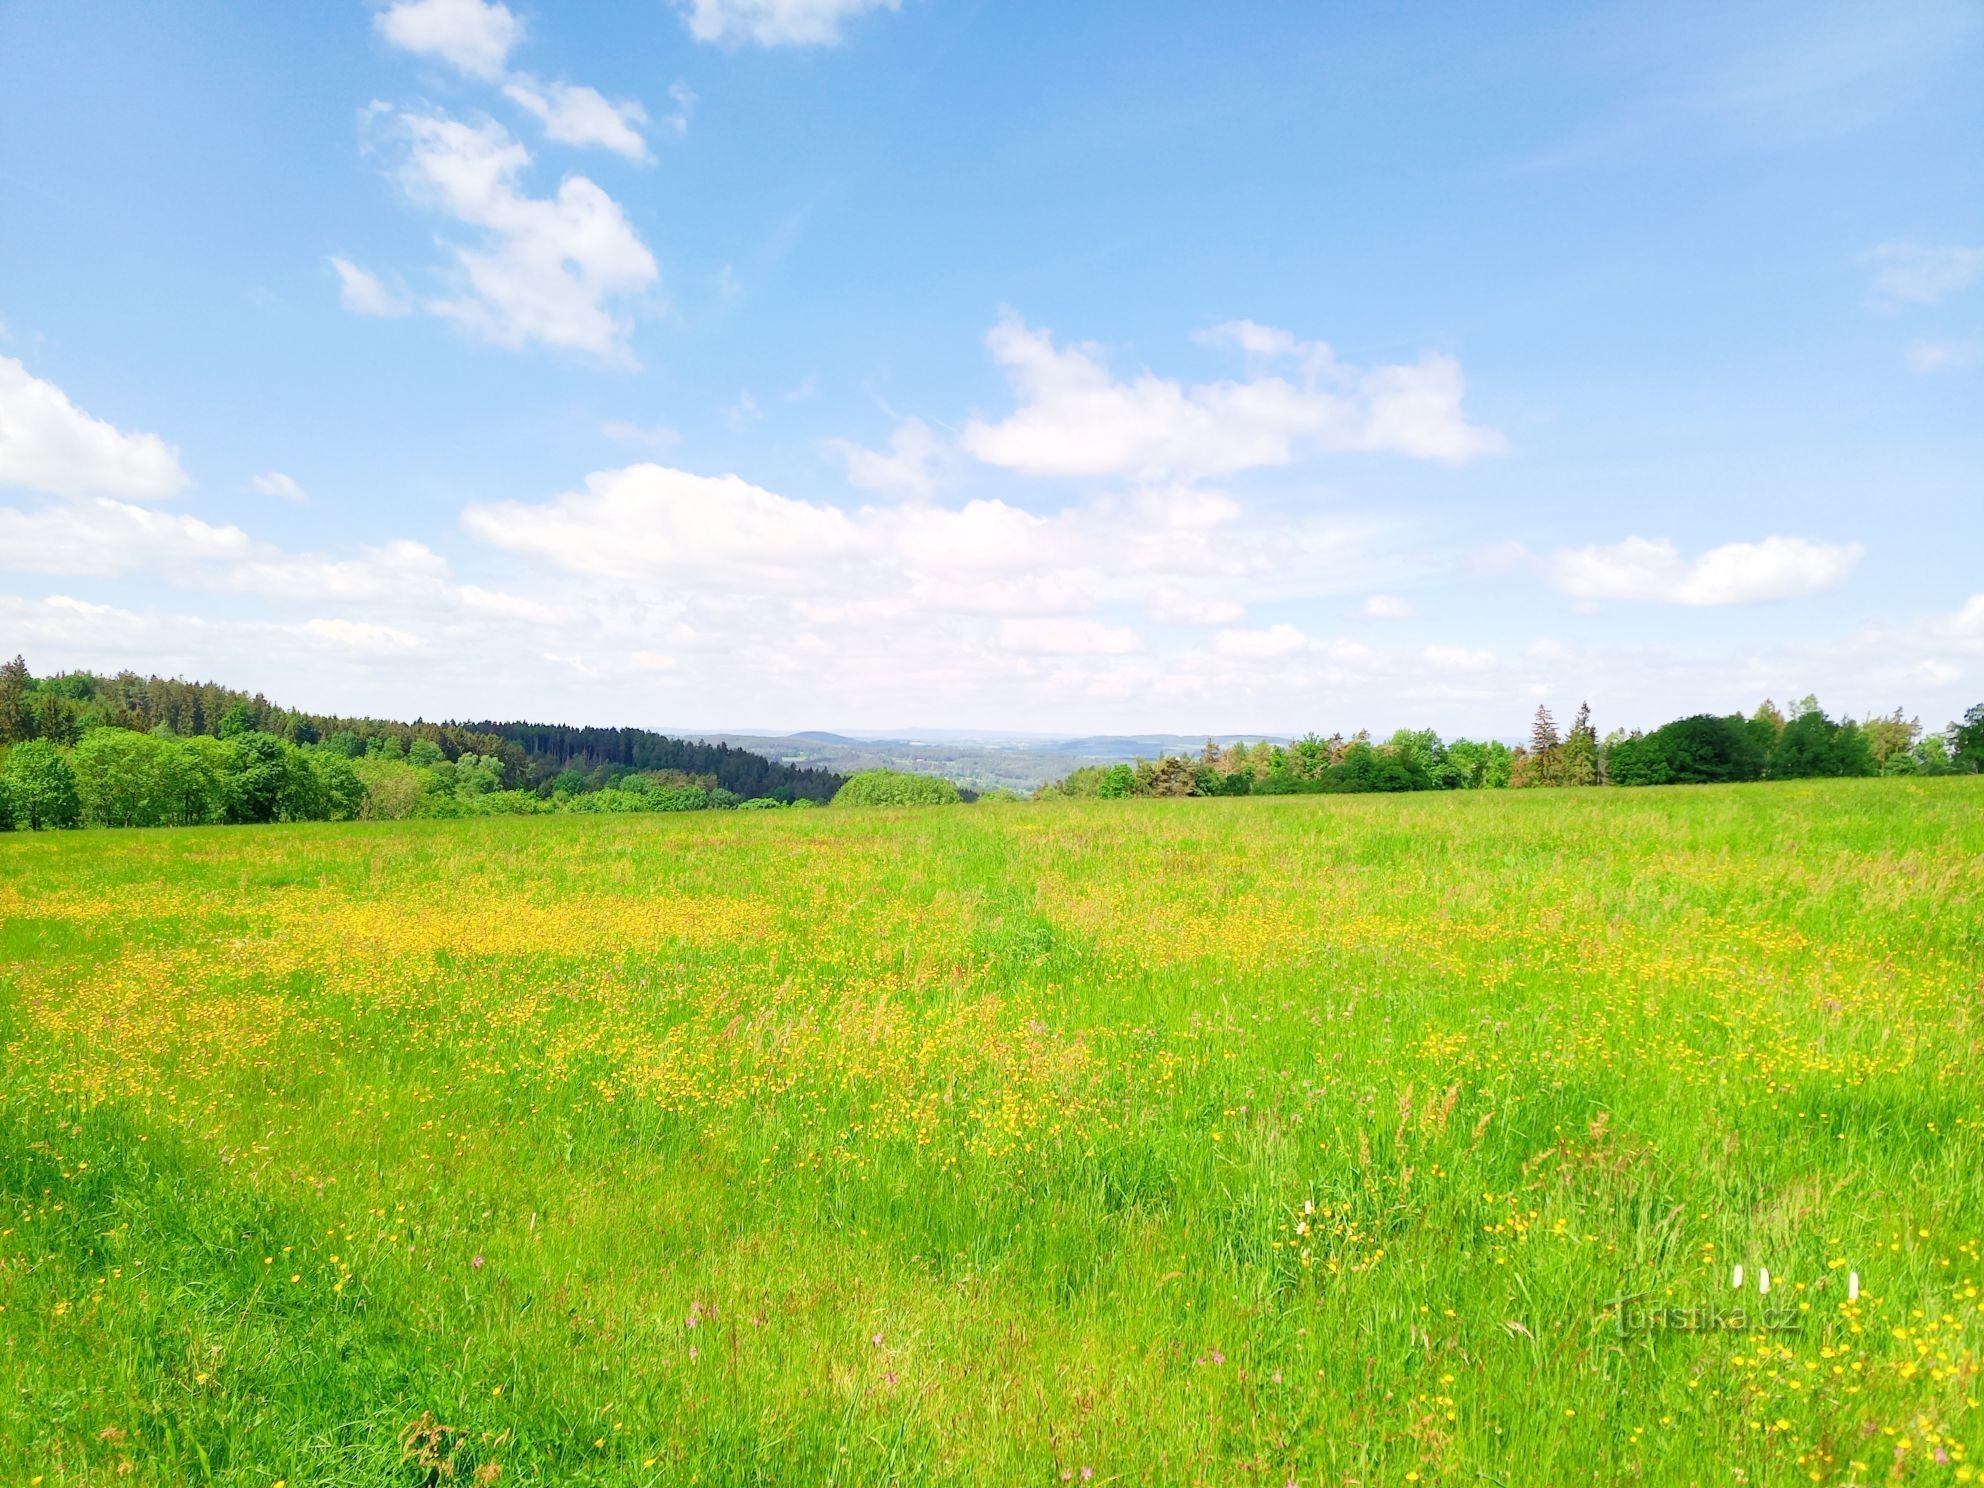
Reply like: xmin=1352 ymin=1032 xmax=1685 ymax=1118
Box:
xmin=1604 ymin=1263 xmax=1860 ymax=1338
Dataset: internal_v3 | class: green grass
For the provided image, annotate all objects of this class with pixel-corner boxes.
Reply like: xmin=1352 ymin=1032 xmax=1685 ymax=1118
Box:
xmin=2 ymin=779 xmax=1981 ymax=1485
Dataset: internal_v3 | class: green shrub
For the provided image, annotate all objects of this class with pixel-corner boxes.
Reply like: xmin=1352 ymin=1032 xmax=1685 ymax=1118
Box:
xmin=830 ymin=769 xmax=962 ymax=807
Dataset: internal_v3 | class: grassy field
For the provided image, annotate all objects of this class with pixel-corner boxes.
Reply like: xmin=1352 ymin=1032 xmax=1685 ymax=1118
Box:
xmin=2 ymin=780 xmax=1982 ymax=1486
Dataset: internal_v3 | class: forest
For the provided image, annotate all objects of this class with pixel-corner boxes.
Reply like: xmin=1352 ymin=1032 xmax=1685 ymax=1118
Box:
xmin=2 ymin=655 xmax=1978 ymax=830
xmin=0 ymin=656 xmax=841 ymax=830
xmin=1036 ymin=698 xmax=1984 ymax=798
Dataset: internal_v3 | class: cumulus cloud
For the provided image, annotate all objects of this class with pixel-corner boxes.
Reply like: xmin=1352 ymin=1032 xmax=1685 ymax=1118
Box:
xmin=678 ymin=0 xmax=902 ymax=47
xmin=376 ymin=0 xmax=651 ymax=159
xmin=1148 ymin=590 xmax=1245 ymax=627
xmin=224 ymin=539 xmax=451 ymax=602
xmin=1863 ymin=241 xmax=1983 ymax=305
xmin=300 ymin=618 xmax=421 ymax=652
xmin=330 ymin=257 xmax=411 ymax=317
xmin=1213 ymin=623 xmax=1309 ymax=659
xmin=1423 ymin=644 xmax=1497 ymax=672
xmin=379 ymin=110 xmax=658 ymax=361
xmin=0 ymin=357 xmax=188 ymax=500
xmin=999 ymin=618 xmax=1141 ymax=657
xmin=375 ymin=0 xmax=521 ymax=80
xmin=959 ymin=312 xmax=1504 ymax=481
xmin=1360 ymin=593 xmax=1415 ymax=619
xmin=462 ymin=463 xmax=862 ymax=584
xmin=1944 ymin=595 xmax=1984 ymax=642
xmin=501 ymin=78 xmax=650 ymax=161
xmin=1550 ymin=535 xmax=1863 ymax=606
xmin=825 ymin=418 xmax=948 ymax=496
xmin=252 ymin=471 xmax=309 ymax=504
xmin=0 ymin=497 xmax=248 ymax=575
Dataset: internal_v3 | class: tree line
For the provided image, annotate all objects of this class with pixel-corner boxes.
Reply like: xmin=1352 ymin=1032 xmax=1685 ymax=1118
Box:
xmin=0 ymin=657 xmax=842 ymax=831
xmin=1037 ymin=697 xmax=1984 ymax=799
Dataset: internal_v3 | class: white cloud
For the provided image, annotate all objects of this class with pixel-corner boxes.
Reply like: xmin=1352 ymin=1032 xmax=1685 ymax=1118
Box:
xmin=1905 ymin=339 xmax=1979 ymax=373
xmin=999 ymin=618 xmax=1141 ymax=657
xmin=959 ymin=312 xmax=1504 ymax=481
xmin=601 ymin=419 xmax=681 ymax=449
xmin=896 ymin=498 xmax=1044 ymax=572
xmin=455 ymin=584 xmax=573 ymax=625
xmin=456 ymin=457 xmax=1383 ymax=631
xmin=825 ymin=418 xmax=947 ymax=496
xmin=723 ymin=392 xmax=763 ymax=430
xmin=329 ymin=257 xmax=411 ymax=317
xmin=501 ymin=78 xmax=650 ymax=161
xmin=0 ymin=357 xmax=188 ymax=500
xmin=225 ymin=540 xmax=450 ymax=602
xmin=1423 ymin=644 xmax=1497 ymax=672
xmin=375 ymin=0 xmax=521 ymax=79
xmin=0 ymin=497 xmax=248 ymax=575
xmin=678 ymin=0 xmax=902 ymax=47
xmin=462 ymin=463 xmax=862 ymax=584
xmin=1196 ymin=319 xmax=1301 ymax=358
xmin=1550 ymin=535 xmax=1863 ymax=606
xmin=1864 ymin=241 xmax=1984 ymax=305
xmin=665 ymin=81 xmax=697 ymax=137
xmin=302 ymin=618 xmax=421 ymax=652
xmin=1213 ymin=623 xmax=1309 ymax=659
xmin=381 ymin=110 xmax=658 ymax=362
xmin=252 ymin=471 xmax=309 ymax=504
xmin=1360 ymin=593 xmax=1415 ymax=618
xmin=378 ymin=0 xmax=652 ymax=160
xmin=1939 ymin=593 xmax=1984 ymax=642
xmin=1148 ymin=590 xmax=1245 ymax=626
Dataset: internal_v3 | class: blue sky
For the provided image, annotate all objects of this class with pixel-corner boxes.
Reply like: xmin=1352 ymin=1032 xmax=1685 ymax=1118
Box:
xmin=1 ymin=0 xmax=1979 ymax=737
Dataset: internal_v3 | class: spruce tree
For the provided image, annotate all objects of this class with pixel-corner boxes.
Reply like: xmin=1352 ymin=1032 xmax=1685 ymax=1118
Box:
xmin=1528 ymin=705 xmax=1564 ymax=786
xmin=1561 ymin=702 xmax=1599 ymax=786
xmin=0 ymin=655 xmax=34 ymax=745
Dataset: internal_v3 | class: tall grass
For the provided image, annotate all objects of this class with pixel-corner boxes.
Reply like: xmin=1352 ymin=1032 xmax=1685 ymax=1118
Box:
xmin=2 ymin=778 xmax=1980 ymax=1484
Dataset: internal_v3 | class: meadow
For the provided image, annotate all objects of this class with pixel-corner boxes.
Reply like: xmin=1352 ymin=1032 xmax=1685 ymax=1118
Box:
xmin=1 ymin=779 xmax=1981 ymax=1486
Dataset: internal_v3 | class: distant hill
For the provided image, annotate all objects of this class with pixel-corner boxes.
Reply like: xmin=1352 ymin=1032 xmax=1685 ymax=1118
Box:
xmin=468 ymin=722 xmax=844 ymax=802
xmin=1042 ymin=733 xmax=1289 ymax=758
xmin=693 ymin=730 xmax=1291 ymax=794
xmin=3 ymin=657 xmax=841 ymax=803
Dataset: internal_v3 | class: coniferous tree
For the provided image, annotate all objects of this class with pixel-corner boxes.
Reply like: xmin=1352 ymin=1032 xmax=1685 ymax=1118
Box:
xmin=0 ymin=655 xmax=34 ymax=745
xmin=1528 ymin=706 xmax=1563 ymax=786
xmin=1560 ymin=702 xmax=1599 ymax=786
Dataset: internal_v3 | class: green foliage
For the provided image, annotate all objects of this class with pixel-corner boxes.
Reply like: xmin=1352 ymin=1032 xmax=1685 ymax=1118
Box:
xmin=350 ymin=756 xmax=425 ymax=820
xmin=1954 ymin=703 xmax=1984 ymax=773
xmin=831 ymin=769 xmax=963 ymax=807
xmin=1608 ymin=715 xmax=1767 ymax=787
xmin=308 ymin=750 xmax=367 ymax=821
xmin=1444 ymin=737 xmax=1514 ymax=789
xmin=2 ymin=738 xmax=81 ymax=829
xmin=1094 ymin=763 xmax=1135 ymax=799
xmin=1863 ymin=710 xmax=1921 ymax=776
xmin=474 ymin=719 xmax=842 ymax=801
xmin=1133 ymin=756 xmax=1201 ymax=797
xmin=0 ymin=655 xmax=34 ymax=745
xmin=222 ymin=732 xmax=295 ymax=823
xmin=216 ymin=700 xmax=257 ymax=740
xmin=1769 ymin=705 xmax=1876 ymax=780
xmin=73 ymin=727 xmax=187 ymax=827
xmin=1558 ymin=703 xmax=1599 ymax=786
